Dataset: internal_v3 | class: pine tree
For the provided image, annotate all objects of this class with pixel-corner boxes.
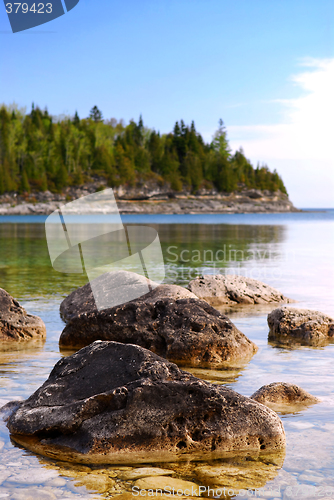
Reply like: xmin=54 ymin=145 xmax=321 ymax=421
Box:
xmin=0 ymin=166 xmax=4 ymax=194
xmin=73 ymin=111 xmax=80 ymax=125
xmin=55 ymin=165 xmax=68 ymax=191
xmin=40 ymin=172 xmax=48 ymax=191
xmin=0 ymin=107 xmax=289 ymax=196
xmin=89 ymin=106 xmax=103 ymax=122
xmin=212 ymin=119 xmax=231 ymax=159
xmin=19 ymin=170 xmax=31 ymax=193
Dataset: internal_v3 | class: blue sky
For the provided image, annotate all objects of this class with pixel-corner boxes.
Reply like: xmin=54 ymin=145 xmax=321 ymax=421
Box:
xmin=1 ymin=0 xmax=333 ymax=207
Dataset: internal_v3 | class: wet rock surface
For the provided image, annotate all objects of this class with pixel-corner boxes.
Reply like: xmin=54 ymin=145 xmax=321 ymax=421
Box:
xmin=251 ymin=382 xmax=319 ymax=411
xmin=60 ymin=271 xmax=197 ymax=322
xmin=188 ymin=275 xmax=293 ymax=308
xmin=59 ymin=293 xmax=257 ymax=366
xmin=268 ymin=307 xmax=334 ymax=345
xmin=0 ymin=288 xmax=46 ymax=346
xmin=6 ymin=341 xmax=285 ymax=463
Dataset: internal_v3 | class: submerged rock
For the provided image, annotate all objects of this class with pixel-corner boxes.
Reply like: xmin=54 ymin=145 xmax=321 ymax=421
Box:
xmin=251 ymin=382 xmax=319 ymax=410
xmin=6 ymin=341 xmax=285 ymax=464
xmin=0 ymin=288 xmax=46 ymax=346
xmin=195 ymin=451 xmax=285 ymax=490
xmin=118 ymin=467 xmax=174 ymax=480
xmin=268 ymin=307 xmax=334 ymax=345
xmin=188 ymin=275 xmax=294 ymax=307
xmin=73 ymin=472 xmax=115 ymax=493
xmin=133 ymin=477 xmax=200 ymax=496
xmin=59 ymin=296 xmax=257 ymax=367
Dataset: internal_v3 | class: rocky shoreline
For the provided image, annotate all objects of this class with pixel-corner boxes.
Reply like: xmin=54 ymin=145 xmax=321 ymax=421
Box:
xmin=0 ymin=273 xmax=324 ymax=467
xmin=0 ymin=183 xmax=299 ymax=215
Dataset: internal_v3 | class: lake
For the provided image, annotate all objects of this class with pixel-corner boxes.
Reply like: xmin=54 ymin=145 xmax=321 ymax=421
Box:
xmin=0 ymin=210 xmax=333 ymax=499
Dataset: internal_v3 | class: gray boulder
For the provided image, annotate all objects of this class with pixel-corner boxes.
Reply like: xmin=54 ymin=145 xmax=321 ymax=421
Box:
xmin=60 ymin=270 xmax=197 ymax=322
xmin=268 ymin=307 xmax=334 ymax=345
xmin=59 ymin=295 xmax=257 ymax=367
xmin=188 ymin=275 xmax=294 ymax=307
xmin=251 ymin=382 xmax=319 ymax=408
xmin=6 ymin=341 xmax=286 ymax=464
xmin=0 ymin=288 xmax=46 ymax=347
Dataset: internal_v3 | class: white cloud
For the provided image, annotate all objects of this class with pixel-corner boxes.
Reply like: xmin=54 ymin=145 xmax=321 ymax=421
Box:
xmin=227 ymin=59 xmax=334 ymax=207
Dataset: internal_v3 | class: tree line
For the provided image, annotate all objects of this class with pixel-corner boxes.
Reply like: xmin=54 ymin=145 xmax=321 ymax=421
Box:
xmin=0 ymin=104 xmax=287 ymax=195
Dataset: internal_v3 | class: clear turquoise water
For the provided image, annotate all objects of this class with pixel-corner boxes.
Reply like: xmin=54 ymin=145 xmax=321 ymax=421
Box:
xmin=0 ymin=211 xmax=333 ymax=499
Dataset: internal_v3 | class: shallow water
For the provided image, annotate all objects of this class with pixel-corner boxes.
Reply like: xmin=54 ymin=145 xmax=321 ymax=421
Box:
xmin=0 ymin=211 xmax=334 ymax=499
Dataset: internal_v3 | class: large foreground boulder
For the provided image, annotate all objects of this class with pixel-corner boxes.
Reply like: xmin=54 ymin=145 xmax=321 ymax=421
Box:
xmin=188 ymin=275 xmax=294 ymax=307
xmin=251 ymin=382 xmax=319 ymax=411
xmin=60 ymin=296 xmax=257 ymax=367
xmin=268 ymin=307 xmax=334 ymax=345
xmin=0 ymin=288 xmax=46 ymax=346
xmin=5 ymin=341 xmax=285 ymax=464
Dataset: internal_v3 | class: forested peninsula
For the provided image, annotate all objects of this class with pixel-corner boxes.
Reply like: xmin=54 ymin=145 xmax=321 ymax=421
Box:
xmin=0 ymin=105 xmax=297 ymax=214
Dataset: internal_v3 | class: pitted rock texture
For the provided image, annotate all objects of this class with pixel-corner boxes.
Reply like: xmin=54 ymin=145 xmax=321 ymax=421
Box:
xmin=187 ymin=275 xmax=293 ymax=308
xmin=0 ymin=288 xmax=46 ymax=345
xmin=60 ymin=271 xmax=197 ymax=323
xmin=6 ymin=341 xmax=285 ymax=463
xmin=59 ymin=296 xmax=257 ymax=367
xmin=268 ymin=307 xmax=334 ymax=345
xmin=251 ymin=382 xmax=319 ymax=406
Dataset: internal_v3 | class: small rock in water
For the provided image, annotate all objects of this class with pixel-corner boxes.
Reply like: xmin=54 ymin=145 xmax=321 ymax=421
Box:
xmin=251 ymin=382 xmax=319 ymax=410
xmin=74 ymin=472 xmax=115 ymax=493
xmin=0 ymin=288 xmax=46 ymax=346
xmin=187 ymin=275 xmax=294 ymax=307
xmin=268 ymin=307 xmax=334 ymax=345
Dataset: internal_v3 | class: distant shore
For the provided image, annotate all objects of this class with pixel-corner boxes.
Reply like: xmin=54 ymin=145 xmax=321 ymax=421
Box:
xmin=0 ymin=184 xmax=299 ymax=215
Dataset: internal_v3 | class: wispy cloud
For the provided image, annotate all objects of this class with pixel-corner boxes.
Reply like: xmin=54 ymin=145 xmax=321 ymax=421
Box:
xmin=228 ymin=58 xmax=334 ymax=162
xmin=216 ymin=59 xmax=334 ymax=206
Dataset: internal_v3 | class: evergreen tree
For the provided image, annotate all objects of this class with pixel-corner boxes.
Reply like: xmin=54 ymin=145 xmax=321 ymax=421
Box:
xmin=73 ymin=111 xmax=80 ymax=125
xmin=89 ymin=106 xmax=103 ymax=122
xmin=19 ymin=170 xmax=30 ymax=193
xmin=55 ymin=165 xmax=68 ymax=191
xmin=212 ymin=119 xmax=231 ymax=159
xmin=0 ymin=105 xmax=288 ymax=196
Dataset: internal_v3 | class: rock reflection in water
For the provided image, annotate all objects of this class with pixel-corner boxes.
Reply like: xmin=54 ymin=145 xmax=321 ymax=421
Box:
xmin=268 ymin=336 xmax=334 ymax=350
xmin=0 ymin=339 xmax=46 ymax=353
xmin=28 ymin=450 xmax=284 ymax=498
xmin=184 ymin=366 xmax=244 ymax=386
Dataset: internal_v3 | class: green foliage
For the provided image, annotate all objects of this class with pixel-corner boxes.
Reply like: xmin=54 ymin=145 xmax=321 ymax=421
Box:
xmin=19 ymin=169 xmax=30 ymax=193
xmin=0 ymin=105 xmax=288 ymax=196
